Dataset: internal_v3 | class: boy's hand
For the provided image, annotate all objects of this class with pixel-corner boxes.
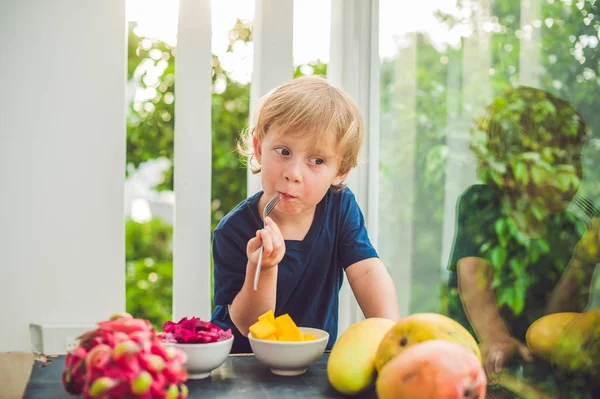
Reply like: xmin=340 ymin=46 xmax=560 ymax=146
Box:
xmin=480 ymin=336 xmax=533 ymax=377
xmin=246 ymin=217 xmax=285 ymax=270
xmin=574 ymin=217 xmax=600 ymax=265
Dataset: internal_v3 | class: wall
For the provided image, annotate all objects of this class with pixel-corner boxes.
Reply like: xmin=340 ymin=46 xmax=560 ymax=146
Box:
xmin=0 ymin=0 xmax=126 ymax=352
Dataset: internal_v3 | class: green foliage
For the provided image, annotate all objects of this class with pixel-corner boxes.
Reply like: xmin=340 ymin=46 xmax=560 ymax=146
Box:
xmin=125 ymin=20 xmax=254 ymax=323
xmin=125 ymin=218 xmax=173 ymax=329
xmin=126 ymin=23 xmax=175 ymax=189
xmin=294 ymin=61 xmax=327 ymax=78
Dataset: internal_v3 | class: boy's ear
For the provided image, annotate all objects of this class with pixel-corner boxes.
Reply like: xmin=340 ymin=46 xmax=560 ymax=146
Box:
xmin=253 ymin=136 xmax=262 ymax=164
xmin=333 ymin=172 xmax=348 ymax=187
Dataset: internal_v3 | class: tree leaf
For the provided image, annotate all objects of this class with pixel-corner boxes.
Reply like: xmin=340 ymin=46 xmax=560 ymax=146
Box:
xmin=512 ymin=162 xmax=529 ymax=185
xmin=490 ymin=246 xmax=507 ymax=269
xmin=530 ymin=166 xmax=546 ymax=185
xmin=557 ymin=173 xmax=571 ymax=192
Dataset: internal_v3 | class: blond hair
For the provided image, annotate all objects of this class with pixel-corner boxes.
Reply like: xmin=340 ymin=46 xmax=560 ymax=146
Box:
xmin=238 ymin=75 xmax=364 ymax=186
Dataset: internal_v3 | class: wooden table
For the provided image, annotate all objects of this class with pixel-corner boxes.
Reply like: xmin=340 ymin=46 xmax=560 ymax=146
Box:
xmin=23 ymin=353 xmax=378 ymax=399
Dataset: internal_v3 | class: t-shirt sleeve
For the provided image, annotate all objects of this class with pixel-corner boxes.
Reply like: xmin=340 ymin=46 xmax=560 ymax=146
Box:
xmin=212 ymin=227 xmax=248 ymax=306
xmin=337 ymin=190 xmax=379 ymax=269
xmin=447 ymin=185 xmax=496 ymax=272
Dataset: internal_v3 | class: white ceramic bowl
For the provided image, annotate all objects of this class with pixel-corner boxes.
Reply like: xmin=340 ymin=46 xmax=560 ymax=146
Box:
xmin=166 ymin=336 xmax=234 ymax=379
xmin=248 ymin=327 xmax=329 ymax=376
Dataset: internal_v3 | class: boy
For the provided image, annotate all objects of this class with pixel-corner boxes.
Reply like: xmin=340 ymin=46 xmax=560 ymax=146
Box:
xmin=210 ymin=75 xmax=399 ymax=353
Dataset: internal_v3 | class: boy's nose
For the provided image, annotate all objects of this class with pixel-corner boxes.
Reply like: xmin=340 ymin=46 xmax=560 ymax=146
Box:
xmin=283 ymin=162 xmax=302 ymax=183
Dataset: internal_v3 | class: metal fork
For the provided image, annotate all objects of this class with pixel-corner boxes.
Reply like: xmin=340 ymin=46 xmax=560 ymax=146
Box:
xmin=253 ymin=194 xmax=281 ymax=292
xmin=573 ymin=195 xmax=600 ymax=223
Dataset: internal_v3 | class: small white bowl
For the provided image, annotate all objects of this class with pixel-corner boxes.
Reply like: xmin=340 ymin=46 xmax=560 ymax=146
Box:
xmin=166 ymin=336 xmax=234 ymax=379
xmin=248 ymin=327 xmax=329 ymax=376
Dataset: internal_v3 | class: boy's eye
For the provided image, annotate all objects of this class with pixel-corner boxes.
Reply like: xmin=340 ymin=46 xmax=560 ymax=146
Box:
xmin=309 ymin=157 xmax=325 ymax=166
xmin=275 ymin=148 xmax=290 ymax=156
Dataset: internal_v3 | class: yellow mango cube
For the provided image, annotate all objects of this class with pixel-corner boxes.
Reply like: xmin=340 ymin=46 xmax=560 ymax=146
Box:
xmin=249 ymin=319 xmax=276 ymax=339
xmin=278 ymin=328 xmax=304 ymax=342
xmin=303 ymin=333 xmax=316 ymax=341
xmin=258 ymin=309 xmax=276 ymax=326
xmin=274 ymin=314 xmax=298 ymax=337
xmin=262 ymin=334 xmax=278 ymax=341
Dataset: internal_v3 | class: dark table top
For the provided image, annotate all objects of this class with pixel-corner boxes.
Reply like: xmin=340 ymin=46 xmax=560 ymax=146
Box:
xmin=23 ymin=353 xmax=377 ymax=399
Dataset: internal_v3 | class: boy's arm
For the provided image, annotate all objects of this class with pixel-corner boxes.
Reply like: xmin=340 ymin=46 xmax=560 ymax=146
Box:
xmin=229 ymin=262 xmax=278 ymax=337
xmin=346 ymin=258 xmax=400 ymax=321
xmin=229 ymin=217 xmax=285 ymax=337
xmin=546 ymin=217 xmax=600 ymax=313
xmin=457 ymin=257 xmax=514 ymax=343
xmin=458 ymin=256 xmax=534 ymax=374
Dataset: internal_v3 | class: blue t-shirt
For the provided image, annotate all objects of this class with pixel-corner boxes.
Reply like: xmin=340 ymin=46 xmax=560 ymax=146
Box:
xmin=210 ymin=187 xmax=378 ymax=353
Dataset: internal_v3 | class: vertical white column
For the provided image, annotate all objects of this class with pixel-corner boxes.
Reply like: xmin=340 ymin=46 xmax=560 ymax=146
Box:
xmin=381 ymin=36 xmax=418 ymax=319
xmin=0 ymin=0 xmax=126 ymax=351
xmin=519 ymin=0 xmax=541 ymax=87
xmin=173 ymin=0 xmax=213 ymax=320
xmin=440 ymin=0 xmax=492 ymax=275
xmin=329 ymin=0 xmax=380 ymax=333
xmin=247 ymin=0 xmax=294 ymax=197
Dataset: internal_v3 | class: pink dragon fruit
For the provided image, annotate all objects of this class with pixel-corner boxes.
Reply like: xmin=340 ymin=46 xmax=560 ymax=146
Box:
xmin=159 ymin=317 xmax=232 ymax=344
xmin=62 ymin=313 xmax=188 ymax=399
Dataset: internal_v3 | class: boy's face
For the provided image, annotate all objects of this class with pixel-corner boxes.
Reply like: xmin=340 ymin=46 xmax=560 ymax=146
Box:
xmin=254 ymin=126 xmax=346 ymax=217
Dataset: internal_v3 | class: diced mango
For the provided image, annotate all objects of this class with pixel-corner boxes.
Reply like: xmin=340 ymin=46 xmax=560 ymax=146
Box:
xmin=258 ymin=309 xmax=276 ymax=326
xmin=252 ymin=312 xmax=308 ymax=342
xmin=303 ymin=333 xmax=316 ymax=341
xmin=249 ymin=319 xmax=276 ymax=339
xmin=274 ymin=314 xmax=298 ymax=337
xmin=278 ymin=328 xmax=304 ymax=342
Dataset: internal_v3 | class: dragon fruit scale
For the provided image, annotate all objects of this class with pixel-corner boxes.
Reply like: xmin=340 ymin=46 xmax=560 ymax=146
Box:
xmin=62 ymin=313 xmax=188 ymax=399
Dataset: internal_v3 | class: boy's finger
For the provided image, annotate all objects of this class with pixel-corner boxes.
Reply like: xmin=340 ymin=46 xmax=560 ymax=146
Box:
xmin=261 ymin=228 xmax=273 ymax=255
xmin=265 ymin=216 xmax=277 ymax=226
xmin=247 ymin=231 xmax=262 ymax=252
xmin=494 ymin=351 xmax=504 ymax=373
xmin=486 ymin=352 xmax=495 ymax=376
xmin=266 ymin=217 xmax=283 ymax=240
xmin=519 ymin=345 xmax=534 ymax=362
xmin=265 ymin=225 xmax=281 ymax=248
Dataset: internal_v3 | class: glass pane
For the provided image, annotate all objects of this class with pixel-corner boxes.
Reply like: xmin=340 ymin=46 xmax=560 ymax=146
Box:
xmin=379 ymin=0 xmax=599 ymax=397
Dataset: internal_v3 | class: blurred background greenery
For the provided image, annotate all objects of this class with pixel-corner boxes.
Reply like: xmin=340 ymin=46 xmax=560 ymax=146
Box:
xmin=125 ymin=0 xmax=599 ymax=330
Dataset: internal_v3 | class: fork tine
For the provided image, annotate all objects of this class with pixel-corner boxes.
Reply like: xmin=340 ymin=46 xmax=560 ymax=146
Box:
xmin=263 ymin=195 xmax=280 ymax=222
xmin=254 ymin=194 xmax=281 ymax=291
xmin=574 ymin=196 xmax=598 ymax=218
xmin=574 ymin=196 xmax=592 ymax=216
xmin=265 ymin=195 xmax=280 ymax=214
xmin=578 ymin=195 xmax=600 ymax=217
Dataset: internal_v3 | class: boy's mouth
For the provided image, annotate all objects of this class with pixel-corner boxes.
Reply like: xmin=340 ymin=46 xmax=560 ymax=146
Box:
xmin=278 ymin=192 xmax=296 ymax=200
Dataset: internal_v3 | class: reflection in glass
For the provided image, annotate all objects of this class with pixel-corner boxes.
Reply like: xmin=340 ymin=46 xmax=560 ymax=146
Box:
xmin=378 ymin=0 xmax=599 ymax=397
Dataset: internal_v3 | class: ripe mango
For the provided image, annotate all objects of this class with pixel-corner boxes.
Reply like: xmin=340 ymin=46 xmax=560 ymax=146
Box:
xmin=376 ymin=340 xmax=487 ymax=399
xmin=551 ymin=309 xmax=600 ymax=377
xmin=327 ymin=317 xmax=396 ymax=395
xmin=525 ymin=312 xmax=579 ymax=362
xmin=375 ymin=313 xmax=481 ymax=371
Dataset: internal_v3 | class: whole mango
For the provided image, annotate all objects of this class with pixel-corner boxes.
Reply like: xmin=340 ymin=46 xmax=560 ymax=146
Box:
xmin=376 ymin=340 xmax=486 ymax=399
xmin=551 ymin=309 xmax=600 ymax=377
xmin=525 ymin=312 xmax=579 ymax=362
xmin=375 ymin=313 xmax=481 ymax=371
xmin=327 ymin=317 xmax=395 ymax=395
